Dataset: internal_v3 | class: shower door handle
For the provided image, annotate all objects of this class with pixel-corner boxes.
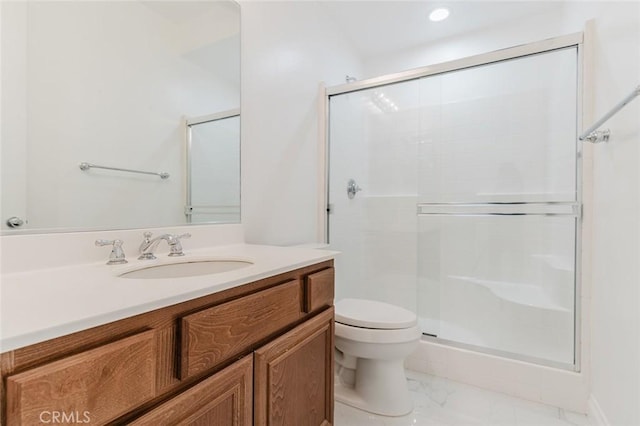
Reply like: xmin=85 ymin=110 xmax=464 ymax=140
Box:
xmin=347 ymin=179 xmax=362 ymax=199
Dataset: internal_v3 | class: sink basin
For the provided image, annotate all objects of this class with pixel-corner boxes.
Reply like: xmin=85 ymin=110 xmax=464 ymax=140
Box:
xmin=119 ymin=259 xmax=253 ymax=279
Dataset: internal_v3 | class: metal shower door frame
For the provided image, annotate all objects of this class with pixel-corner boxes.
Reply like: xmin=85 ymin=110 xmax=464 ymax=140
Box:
xmin=321 ymin=32 xmax=585 ymax=372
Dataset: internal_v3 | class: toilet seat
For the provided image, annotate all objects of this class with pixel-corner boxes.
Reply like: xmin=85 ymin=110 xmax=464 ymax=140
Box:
xmin=335 ymin=321 xmax=422 ymax=344
xmin=335 ymin=298 xmax=417 ymax=329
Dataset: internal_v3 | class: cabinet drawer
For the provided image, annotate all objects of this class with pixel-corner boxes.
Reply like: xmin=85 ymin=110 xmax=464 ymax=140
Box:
xmin=131 ymin=355 xmax=252 ymax=426
xmin=304 ymin=267 xmax=335 ymax=313
xmin=181 ymin=279 xmax=302 ymax=379
xmin=6 ymin=330 xmax=156 ymax=426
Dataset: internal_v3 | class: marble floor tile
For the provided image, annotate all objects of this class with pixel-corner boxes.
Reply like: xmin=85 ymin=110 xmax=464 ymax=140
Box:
xmin=334 ymin=370 xmax=593 ymax=426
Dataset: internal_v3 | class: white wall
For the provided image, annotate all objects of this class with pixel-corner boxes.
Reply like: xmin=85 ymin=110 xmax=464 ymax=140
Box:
xmin=241 ymin=1 xmax=639 ymax=421
xmin=360 ymin=4 xmax=572 ymax=79
xmin=583 ymin=5 xmax=640 ymax=426
xmin=1 ymin=1 xmax=239 ymax=232
xmin=240 ymin=1 xmax=363 ymax=245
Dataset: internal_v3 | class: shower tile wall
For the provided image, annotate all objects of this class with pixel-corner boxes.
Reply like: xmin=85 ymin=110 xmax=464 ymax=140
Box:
xmin=416 ymin=50 xmax=576 ymax=204
xmin=329 ymin=47 xmax=578 ymax=366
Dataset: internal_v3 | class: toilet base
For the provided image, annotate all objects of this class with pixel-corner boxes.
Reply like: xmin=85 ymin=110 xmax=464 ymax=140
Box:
xmin=335 ymin=358 xmax=413 ymax=417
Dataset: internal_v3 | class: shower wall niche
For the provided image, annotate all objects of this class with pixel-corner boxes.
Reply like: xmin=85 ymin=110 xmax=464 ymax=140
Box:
xmin=327 ymin=45 xmax=580 ymax=368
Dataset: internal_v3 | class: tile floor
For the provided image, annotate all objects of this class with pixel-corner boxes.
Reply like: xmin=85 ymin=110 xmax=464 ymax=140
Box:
xmin=334 ymin=370 xmax=593 ymax=426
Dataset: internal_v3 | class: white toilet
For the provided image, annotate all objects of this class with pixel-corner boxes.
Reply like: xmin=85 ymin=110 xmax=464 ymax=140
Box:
xmin=334 ymin=298 xmax=421 ymax=416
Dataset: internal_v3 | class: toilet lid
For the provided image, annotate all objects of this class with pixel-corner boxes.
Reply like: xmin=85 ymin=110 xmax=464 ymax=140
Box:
xmin=335 ymin=298 xmax=417 ymax=329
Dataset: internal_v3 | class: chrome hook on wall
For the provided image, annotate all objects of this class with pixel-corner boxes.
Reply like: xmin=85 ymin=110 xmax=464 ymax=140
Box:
xmin=347 ymin=179 xmax=362 ymax=199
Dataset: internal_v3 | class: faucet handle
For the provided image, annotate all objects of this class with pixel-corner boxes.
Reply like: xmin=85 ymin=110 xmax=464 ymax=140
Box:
xmin=95 ymin=239 xmax=128 ymax=265
xmin=138 ymin=232 xmax=156 ymax=259
xmin=168 ymin=233 xmax=191 ymax=257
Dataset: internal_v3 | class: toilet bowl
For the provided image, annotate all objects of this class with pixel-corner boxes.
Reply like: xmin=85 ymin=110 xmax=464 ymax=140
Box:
xmin=334 ymin=298 xmax=421 ymax=416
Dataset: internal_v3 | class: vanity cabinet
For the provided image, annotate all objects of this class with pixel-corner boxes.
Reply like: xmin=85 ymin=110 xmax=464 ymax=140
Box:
xmin=0 ymin=261 xmax=334 ymax=426
xmin=130 ymin=355 xmax=253 ymax=426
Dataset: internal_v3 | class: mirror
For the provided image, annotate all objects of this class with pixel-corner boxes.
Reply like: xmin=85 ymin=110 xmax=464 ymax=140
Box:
xmin=1 ymin=0 xmax=240 ymax=234
xmin=186 ymin=110 xmax=240 ymax=224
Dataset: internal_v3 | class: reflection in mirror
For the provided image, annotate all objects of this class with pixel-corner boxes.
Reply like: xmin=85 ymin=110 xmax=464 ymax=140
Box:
xmin=0 ymin=0 xmax=240 ymax=234
xmin=186 ymin=111 xmax=240 ymax=224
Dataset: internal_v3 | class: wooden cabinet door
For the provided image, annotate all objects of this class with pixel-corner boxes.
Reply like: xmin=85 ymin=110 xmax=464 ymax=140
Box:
xmin=254 ymin=308 xmax=334 ymax=426
xmin=131 ymin=355 xmax=252 ymax=426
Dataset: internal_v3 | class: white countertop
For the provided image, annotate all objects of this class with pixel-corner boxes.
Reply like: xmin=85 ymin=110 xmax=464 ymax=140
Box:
xmin=0 ymin=243 xmax=337 ymax=353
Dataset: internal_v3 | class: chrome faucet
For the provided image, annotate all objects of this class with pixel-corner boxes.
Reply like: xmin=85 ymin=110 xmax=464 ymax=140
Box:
xmin=138 ymin=232 xmax=191 ymax=260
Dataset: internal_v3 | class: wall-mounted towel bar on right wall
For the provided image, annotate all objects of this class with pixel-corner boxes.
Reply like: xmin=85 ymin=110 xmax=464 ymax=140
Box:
xmin=579 ymin=84 xmax=640 ymax=143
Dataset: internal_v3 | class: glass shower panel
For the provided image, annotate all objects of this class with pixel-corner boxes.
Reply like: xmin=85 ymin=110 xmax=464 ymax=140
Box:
xmin=328 ymin=79 xmax=421 ymax=313
xmin=417 ymin=47 xmax=578 ymax=203
xmin=418 ymin=213 xmax=576 ymax=365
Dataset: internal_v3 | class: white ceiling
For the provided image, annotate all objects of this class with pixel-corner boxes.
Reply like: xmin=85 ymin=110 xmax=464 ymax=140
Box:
xmin=321 ymin=1 xmax=567 ymax=59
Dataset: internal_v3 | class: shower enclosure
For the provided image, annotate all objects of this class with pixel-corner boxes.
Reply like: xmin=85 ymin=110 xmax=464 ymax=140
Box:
xmin=326 ymin=39 xmax=582 ymax=369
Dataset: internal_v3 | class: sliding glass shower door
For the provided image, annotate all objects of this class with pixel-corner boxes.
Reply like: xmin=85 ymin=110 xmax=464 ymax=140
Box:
xmin=328 ymin=46 xmax=579 ymax=367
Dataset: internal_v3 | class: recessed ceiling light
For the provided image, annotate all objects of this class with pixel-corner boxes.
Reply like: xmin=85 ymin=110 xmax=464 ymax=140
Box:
xmin=429 ymin=7 xmax=450 ymax=22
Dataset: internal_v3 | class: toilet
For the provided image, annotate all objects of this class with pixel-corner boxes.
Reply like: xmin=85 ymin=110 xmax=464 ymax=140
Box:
xmin=334 ymin=298 xmax=421 ymax=416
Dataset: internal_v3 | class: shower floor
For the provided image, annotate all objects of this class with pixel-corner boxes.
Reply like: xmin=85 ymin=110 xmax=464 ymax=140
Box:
xmin=334 ymin=370 xmax=592 ymax=426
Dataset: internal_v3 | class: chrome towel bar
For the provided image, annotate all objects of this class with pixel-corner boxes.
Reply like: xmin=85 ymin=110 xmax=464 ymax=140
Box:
xmin=579 ymin=85 xmax=640 ymax=143
xmin=417 ymin=202 xmax=579 ymax=217
xmin=79 ymin=162 xmax=169 ymax=179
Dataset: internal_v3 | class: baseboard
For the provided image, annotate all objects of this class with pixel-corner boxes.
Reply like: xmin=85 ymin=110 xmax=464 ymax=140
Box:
xmin=587 ymin=395 xmax=610 ymax=426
